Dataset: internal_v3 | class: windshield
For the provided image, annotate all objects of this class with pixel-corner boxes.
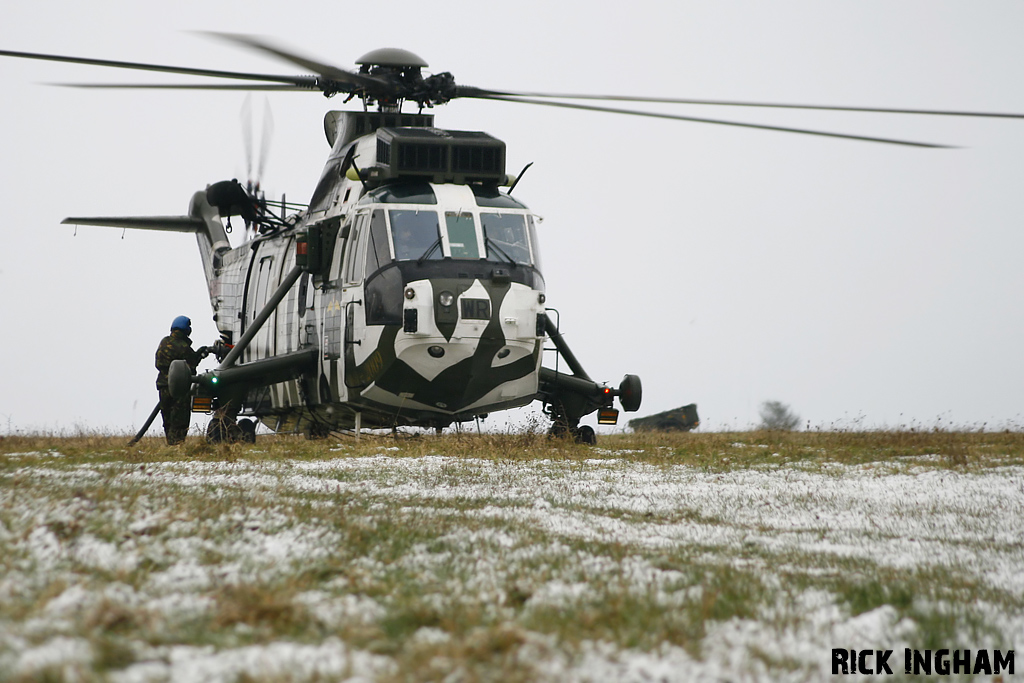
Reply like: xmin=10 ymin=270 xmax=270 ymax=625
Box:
xmin=482 ymin=213 xmax=532 ymax=265
xmin=445 ymin=211 xmax=480 ymax=259
xmin=390 ymin=210 xmax=442 ymax=261
xmin=386 ymin=207 xmax=536 ymax=266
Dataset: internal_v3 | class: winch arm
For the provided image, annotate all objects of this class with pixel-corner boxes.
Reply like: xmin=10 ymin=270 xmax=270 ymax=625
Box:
xmin=167 ymin=264 xmax=310 ymax=399
xmin=536 ymin=314 xmax=642 ymax=443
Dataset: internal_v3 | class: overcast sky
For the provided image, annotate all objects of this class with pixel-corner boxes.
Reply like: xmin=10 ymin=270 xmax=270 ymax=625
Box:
xmin=1 ymin=1 xmax=1022 ymax=434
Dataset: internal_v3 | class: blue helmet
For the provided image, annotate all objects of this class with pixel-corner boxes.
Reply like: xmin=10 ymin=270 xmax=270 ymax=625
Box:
xmin=170 ymin=315 xmax=192 ymax=334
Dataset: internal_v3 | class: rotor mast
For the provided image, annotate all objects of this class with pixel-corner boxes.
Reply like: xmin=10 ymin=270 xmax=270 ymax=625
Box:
xmin=353 ymin=48 xmax=455 ymax=113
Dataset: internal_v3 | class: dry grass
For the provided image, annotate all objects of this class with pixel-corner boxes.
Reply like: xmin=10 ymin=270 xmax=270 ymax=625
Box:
xmin=1 ymin=429 xmax=1022 ymax=681
xmin=3 ymin=426 xmax=1021 ymax=467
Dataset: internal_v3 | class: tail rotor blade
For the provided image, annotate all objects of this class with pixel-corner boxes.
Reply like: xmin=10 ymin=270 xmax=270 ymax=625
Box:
xmin=258 ymin=98 xmax=274 ymax=188
xmin=241 ymin=94 xmax=254 ymax=185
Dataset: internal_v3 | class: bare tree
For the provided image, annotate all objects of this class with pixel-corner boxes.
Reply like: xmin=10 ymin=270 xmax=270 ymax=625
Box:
xmin=758 ymin=400 xmax=800 ymax=431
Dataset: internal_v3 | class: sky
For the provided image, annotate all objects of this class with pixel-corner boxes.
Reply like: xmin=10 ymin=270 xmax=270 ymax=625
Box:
xmin=1 ymin=1 xmax=1023 ymax=434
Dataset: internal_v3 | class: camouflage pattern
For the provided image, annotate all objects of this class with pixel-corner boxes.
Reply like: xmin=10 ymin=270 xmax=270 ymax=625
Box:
xmin=43 ymin=113 xmax=638 ymax=443
xmin=155 ymin=329 xmax=202 ymax=387
xmin=351 ymin=277 xmax=543 ymax=418
xmin=158 ymin=387 xmax=190 ymax=445
xmin=162 ymin=118 xmax=637 ymax=438
xmin=155 ymin=329 xmax=201 ymax=444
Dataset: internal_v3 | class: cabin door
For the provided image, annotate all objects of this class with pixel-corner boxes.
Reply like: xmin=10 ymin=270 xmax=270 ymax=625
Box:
xmin=247 ymin=254 xmax=278 ymax=361
xmin=341 ymin=210 xmax=374 ymax=389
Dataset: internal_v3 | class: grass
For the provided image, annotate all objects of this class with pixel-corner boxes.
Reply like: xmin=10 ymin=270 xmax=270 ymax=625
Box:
xmin=1 ymin=430 xmax=1022 ymax=681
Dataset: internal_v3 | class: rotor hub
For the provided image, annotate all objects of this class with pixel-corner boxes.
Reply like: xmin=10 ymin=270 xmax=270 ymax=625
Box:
xmin=352 ymin=48 xmax=455 ymax=111
xmin=355 ymin=48 xmax=428 ymax=69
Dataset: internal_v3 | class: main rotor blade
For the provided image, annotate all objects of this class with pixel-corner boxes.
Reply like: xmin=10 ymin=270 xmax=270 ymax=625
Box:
xmin=477 ymin=95 xmax=952 ymax=148
xmin=48 ymin=82 xmax=310 ymax=91
xmin=199 ymin=32 xmax=384 ymax=91
xmin=458 ymin=87 xmax=1024 ymax=120
xmin=0 ymin=48 xmax=318 ymax=88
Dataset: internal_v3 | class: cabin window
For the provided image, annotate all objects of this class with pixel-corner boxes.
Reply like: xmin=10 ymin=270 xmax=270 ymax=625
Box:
xmin=329 ymin=218 xmax=351 ymax=282
xmin=345 ymin=213 xmax=369 ymax=284
xmin=252 ymin=256 xmax=274 ymax=322
xmin=390 ymin=210 xmax=442 ymax=261
xmin=445 ymin=211 xmax=480 ymax=259
xmin=482 ymin=213 xmax=532 ymax=265
xmin=364 ymin=209 xmax=393 ymax=276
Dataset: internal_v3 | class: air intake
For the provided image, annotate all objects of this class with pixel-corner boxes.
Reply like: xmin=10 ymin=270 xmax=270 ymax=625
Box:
xmin=374 ymin=128 xmax=506 ymax=184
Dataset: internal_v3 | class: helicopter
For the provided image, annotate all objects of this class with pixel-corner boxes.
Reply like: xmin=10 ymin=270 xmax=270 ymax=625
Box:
xmin=2 ymin=34 xmax=1022 ymax=443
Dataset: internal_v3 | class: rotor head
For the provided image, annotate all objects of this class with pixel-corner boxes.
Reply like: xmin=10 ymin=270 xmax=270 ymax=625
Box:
xmin=355 ymin=48 xmax=427 ymax=69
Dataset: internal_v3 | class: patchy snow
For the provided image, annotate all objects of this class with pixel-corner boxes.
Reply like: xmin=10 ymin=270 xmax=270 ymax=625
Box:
xmin=11 ymin=636 xmax=93 ymax=678
xmin=1 ymin=451 xmax=1022 ymax=681
xmin=295 ymin=591 xmax=385 ymax=629
xmin=109 ymin=639 xmax=395 ymax=683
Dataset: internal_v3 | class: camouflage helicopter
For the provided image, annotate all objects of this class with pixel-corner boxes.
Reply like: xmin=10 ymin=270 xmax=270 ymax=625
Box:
xmin=2 ymin=35 xmax=1021 ymax=443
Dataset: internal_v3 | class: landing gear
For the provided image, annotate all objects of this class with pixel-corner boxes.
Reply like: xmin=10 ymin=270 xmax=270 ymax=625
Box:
xmin=538 ymin=313 xmax=642 ymax=446
xmin=304 ymin=421 xmax=332 ymax=440
xmin=546 ymin=405 xmax=597 ymax=445
xmin=206 ymin=417 xmax=242 ymax=443
xmin=206 ymin=397 xmax=244 ymax=444
xmin=238 ymin=418 xmax=257 ymax=444
xmin=577 ymin=425 xmax=596 ymax=445
xmin=547 ymin=410 xmax=572 ymax=440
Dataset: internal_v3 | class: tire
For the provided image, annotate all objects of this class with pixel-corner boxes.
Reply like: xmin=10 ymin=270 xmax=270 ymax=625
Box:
xmin=305 ymin=421 xmax=332 ymax=440
xmin=207 ymin=417 xmax=245 ymax=443
xmin=238 ymin=418 xmax=257 ymax=444
xmin=576 ymin=425 xmax=597 ymax=445
xmin=549 ymin=419 xmax=571 ymax=439
xmin=206 ymin=419 xmax=227 ymax=443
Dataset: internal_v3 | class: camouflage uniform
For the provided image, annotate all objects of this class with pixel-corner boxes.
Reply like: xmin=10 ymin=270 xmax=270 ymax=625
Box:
xmin=155 ymin=329 xmax=201 ymax=444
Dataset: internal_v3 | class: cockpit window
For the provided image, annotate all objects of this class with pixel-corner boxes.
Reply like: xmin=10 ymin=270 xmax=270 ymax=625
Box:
xmin=390 ymin=210 xmax=442 ymax=261
xmin=472 ymin=185 xmax=528 ymax=209
xmin=445 ymin=212 xmax=480 ymax=259
xmin=527 ymin=215 xmax=542 ymax=273
xmin=482 ymin=213 xmax=531 ymax=265
xmin=367 ymin=182 xmax=437 ymax=205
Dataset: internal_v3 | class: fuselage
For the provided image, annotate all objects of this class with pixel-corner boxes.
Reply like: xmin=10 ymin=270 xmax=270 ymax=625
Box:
xmin=205 ymin=118 xmax=546 ymax=432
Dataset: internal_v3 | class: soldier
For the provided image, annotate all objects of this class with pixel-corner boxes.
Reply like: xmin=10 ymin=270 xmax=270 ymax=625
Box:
xmin=155 ymin=316 xmax=207 ymax=445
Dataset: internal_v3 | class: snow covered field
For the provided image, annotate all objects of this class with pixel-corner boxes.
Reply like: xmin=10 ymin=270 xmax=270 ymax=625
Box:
xmin=1 ymin=434 xmax=1021 ymax=681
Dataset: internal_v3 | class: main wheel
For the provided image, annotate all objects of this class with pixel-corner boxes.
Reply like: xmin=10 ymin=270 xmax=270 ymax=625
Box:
xmin=206 ymin=418 xmax=227 ymax=443
xmin=549 ymin=418 xmax=571 ymax=439
xmin=305 ymin=421 xmax=332 ymax=440
xmin=576 ymin=425 xmax=597 ymax=445
xmin=207 ymin=417 xmax=244 ymax=443
xmin=238 ymin=418 xmax=257 ymax=444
